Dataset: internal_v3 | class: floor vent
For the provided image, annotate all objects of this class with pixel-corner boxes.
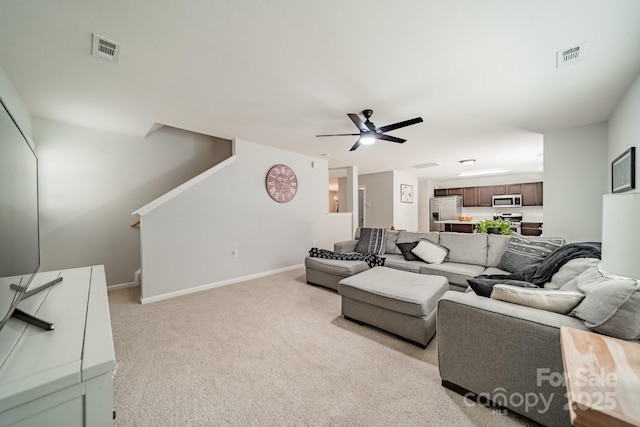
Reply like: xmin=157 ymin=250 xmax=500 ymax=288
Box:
xmin=556 ymin=43 xmax=585 ymax=69
xmin=92 ymin=34 xmax=122 ymax=63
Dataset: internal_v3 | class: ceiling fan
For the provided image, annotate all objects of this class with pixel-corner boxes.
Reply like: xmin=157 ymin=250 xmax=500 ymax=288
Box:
xmin=316 ymin=109 xmax=423 ymax=151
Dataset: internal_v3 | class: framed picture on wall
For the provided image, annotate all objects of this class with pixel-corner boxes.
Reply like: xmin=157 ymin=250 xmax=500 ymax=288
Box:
xmin=401 ymin=184 xmax=413 ymax=203
xmin=612 ymin=147 xmax=636 ymax=193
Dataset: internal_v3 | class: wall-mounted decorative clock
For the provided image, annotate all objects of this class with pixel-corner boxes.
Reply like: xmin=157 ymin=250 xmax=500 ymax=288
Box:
xmin=401 ymin=184 xmax=413 ymax=203
xmin=265 ymin=164 xmax=298 ymax=203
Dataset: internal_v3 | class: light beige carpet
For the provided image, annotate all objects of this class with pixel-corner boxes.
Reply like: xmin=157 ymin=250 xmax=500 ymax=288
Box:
xmin=108 ymin=268 xmax=538 ymax=426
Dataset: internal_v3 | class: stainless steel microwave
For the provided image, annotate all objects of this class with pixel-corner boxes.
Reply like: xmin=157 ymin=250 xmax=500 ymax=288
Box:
xmin=492 ymin=194 xmax=522 ymax=208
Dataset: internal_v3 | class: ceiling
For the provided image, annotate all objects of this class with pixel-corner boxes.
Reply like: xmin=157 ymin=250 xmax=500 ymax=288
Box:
xmin=1 ymin=1 xmax=639 ymax=182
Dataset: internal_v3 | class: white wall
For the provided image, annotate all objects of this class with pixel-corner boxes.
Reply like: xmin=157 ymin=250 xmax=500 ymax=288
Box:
xmin=608 ymin=73 xmax=640 ymax=194
xmin=358 ymin=171 xmax=394 ymax=228
xmin=34 ymin=119 xmax=232 ymax=285
xmin=135 ymin=139 xmax=339 ymax=303
xmin=0 ymin=64 xmax=32 ymax=141
xmin=543 ymin=122 xmax=608 ymax=241
xmin=393 ymin=171 xmax=419 ymax=231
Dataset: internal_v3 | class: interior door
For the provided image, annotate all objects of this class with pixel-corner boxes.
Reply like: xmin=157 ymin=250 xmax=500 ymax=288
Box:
xmin=358 ymin=188 xmax=365 ymax=228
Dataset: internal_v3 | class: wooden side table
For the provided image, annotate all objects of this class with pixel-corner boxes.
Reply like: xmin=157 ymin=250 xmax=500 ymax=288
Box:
xmin=560 ymin=326 xmax=640 ymax=427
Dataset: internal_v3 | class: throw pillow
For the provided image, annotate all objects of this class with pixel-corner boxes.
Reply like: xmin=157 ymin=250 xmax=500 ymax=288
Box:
xmin=385 ymin=231 xmax=400 ymax=254
xmin=354 ymin=228 xmax=387 ymax=256
xmin=395 ymin=241 xmax=420 ymax=261
xmin=498 ymin=233 xmax=565 ymax=273
xmin=411 ymin=239 xmax=448 ymax=264
xmin=570 ymin=267 xmax=640 ymax=340
xmin=490 ymin=285 xmax=585 ymax=314
xmin=467 ymin=278 xmax=538 ymax=298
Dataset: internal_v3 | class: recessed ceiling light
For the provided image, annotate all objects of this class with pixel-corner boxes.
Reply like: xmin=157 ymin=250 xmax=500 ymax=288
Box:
xmin=457 ymin=168 xmax=508 ymax=177
xmin=319 ymin=153 xmax=331 ymax=157
xmin=459 ymin=159 xmax=476 ymax=165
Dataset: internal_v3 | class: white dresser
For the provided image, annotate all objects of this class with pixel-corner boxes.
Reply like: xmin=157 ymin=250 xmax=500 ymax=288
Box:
xmin=0 ymin=266 xmax=115 ymax=427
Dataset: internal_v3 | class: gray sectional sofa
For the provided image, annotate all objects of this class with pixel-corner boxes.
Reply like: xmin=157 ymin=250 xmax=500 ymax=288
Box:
xmin=305 ymin=229 xmax=640 ymax=427
xmin=331 ymin=229 xmax=513 ymax=291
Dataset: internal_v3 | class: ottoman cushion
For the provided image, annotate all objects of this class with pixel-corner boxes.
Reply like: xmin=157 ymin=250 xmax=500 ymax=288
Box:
xmin=338 ymin=267 xmax=448 ymax=317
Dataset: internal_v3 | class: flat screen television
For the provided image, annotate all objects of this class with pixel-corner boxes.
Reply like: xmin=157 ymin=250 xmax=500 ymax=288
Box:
xmin=0 ymin=95 xmax=60 ymax=333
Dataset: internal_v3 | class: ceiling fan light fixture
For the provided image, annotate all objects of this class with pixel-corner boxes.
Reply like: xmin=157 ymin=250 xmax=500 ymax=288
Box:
xmin=360 ymin=136 xmax=376 ymax=145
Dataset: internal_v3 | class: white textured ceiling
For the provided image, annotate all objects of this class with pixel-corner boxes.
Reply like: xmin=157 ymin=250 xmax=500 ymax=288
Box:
xmin=1 ymin=0 xmax=639 ymax=181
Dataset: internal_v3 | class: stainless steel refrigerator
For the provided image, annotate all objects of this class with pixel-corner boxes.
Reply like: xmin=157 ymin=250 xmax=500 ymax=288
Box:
xmin=429 ymin=196 xmax=463 ymax=231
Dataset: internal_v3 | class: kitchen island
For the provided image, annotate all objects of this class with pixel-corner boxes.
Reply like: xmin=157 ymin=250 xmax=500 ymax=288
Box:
xmin=434 ymin=219 xmax=482 ymax=233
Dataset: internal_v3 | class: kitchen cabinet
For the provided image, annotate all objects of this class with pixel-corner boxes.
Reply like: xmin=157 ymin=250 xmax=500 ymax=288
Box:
xmin=521 ymin=222 xmax=543 ymax=236
xmin=522 ymin=182 xmax=543 ymax=206
xmin=462 ymin=187 xmax=477 ymax=207
xmin=434 ymin=187 xmax=463 ymax=197
xmin=492 ymin=185 xmax=506 ymax=195
xmin=477 ymin=186 xmax=494 ymax=207
xmin=506 ymin=184 xmax=522 ymax=194
xmin=435 ymin=181 xmax=544 ymax=206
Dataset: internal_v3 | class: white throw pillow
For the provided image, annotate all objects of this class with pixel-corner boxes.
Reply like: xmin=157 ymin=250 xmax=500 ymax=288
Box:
xmin=490 ymin=284 xmax=585 ymax=314
xmin=411 ymin=239 xmax=448 ymax=264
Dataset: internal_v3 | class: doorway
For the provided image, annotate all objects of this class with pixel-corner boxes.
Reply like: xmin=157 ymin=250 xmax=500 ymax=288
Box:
xmin=358 ymin=187 xmax=365 ymax=228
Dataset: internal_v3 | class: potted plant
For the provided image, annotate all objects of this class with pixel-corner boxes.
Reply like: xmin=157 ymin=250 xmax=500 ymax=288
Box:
xmin=474 ymin=219 xmax=513 ymax=235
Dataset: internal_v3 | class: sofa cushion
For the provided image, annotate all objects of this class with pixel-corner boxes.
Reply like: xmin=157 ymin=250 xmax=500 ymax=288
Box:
xmin=385 ymin=230 xmax=400 ymax=254
xmin=498 ymin=234 xmax=565 ymax=273
xmin=304 ymin=256 xmax=370 ymax=277
xmin=545 ymin=258 xmax=601 ymax=289
xmin=382 ymin=254 xmax=425 ymax=273
xmin=419 ymin=262 xmax=486 ymax=288
xmin=467 ymin=277 xmax=538 ymax=298
xmin=569 ymin=266 xmax=640 ymax=340
xmin=490 ymin=285 xmax=585 ymax=314
xmin=354 ymin=228 xmax=387 ymax=256
xmin=439 ymin=232 xmax=488 ymax=266
xmin=395 ymin=241 xmax=420 ymax=261
xmin=411 ymin=239 xmax=448 ymax=264
xmin=486 ymin=234 xmax=511 ymax=267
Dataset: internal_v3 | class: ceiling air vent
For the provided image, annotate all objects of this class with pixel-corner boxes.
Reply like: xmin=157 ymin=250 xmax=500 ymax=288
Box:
xmin=556 ymin=43 xmax=585 ymax=69
xmin=92 ymin=34 xmax=122 ymax=63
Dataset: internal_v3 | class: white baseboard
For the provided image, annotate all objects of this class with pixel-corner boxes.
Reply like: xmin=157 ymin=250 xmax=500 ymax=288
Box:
xmin=107 ymin=282 xmax=139 ymax=291
xmin=139 ymin=264 xmax=304 ymax=304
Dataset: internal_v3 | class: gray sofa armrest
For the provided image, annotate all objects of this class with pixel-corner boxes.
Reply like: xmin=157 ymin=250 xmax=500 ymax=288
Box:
xmin=334 ymin=239 xmax=358 ymax=253
xmin=437 ymin=290 xmax=588 ymax=427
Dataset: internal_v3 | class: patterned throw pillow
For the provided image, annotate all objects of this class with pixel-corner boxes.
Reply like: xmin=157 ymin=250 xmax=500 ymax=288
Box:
xmin=498 ymin=233 xmax=564 ymax=273
xmin=354 ymin=228 xmax=387 ymax=256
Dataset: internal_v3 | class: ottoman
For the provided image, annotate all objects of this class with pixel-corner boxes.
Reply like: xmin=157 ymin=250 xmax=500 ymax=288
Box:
xmin=338 ymin=266 xmax=449 ymax=347
xmin=305 ymin=256 xmax=369 ymax=291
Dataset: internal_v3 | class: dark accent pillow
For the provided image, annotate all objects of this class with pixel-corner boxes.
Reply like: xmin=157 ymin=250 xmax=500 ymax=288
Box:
xmin=354 ymin=228 xmax=387 ymax=256
xmin=498 ymin=234 xmax=565 ymax=273
xmin=467 ymin=277 xmax=539 ymax=298
xmin=395 ymin=241 xmax=420 ymax=261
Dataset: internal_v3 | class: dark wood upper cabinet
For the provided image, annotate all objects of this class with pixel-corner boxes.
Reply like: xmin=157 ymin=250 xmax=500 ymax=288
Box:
xmin=435 ymin=181 xmax=543 ymax=205
xmin=492 ymin=185 xmax=506 ymax=195
xmin=522 ymin=182 xmax=543 ymax=206
xmin=506 ymin=184 xmax=522 ymax=194
xmin=462 ymin=187 xmax=477 ymax=207
xmin=477 ymin=186 xmax=494 ymax=207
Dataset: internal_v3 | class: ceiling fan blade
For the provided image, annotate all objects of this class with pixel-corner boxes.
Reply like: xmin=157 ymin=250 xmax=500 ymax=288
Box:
xmin=378 ymin=117 xmax=423 ymax=133
xmin=349 ymin=140 xmax=361 ymax=151
xmin=377 ymin=134 xmax=406 ymax=144
xmin=315 ymin=133 xmax=360 ymax=137
xmin=348 ymin=113 xmax=370 ymax=133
